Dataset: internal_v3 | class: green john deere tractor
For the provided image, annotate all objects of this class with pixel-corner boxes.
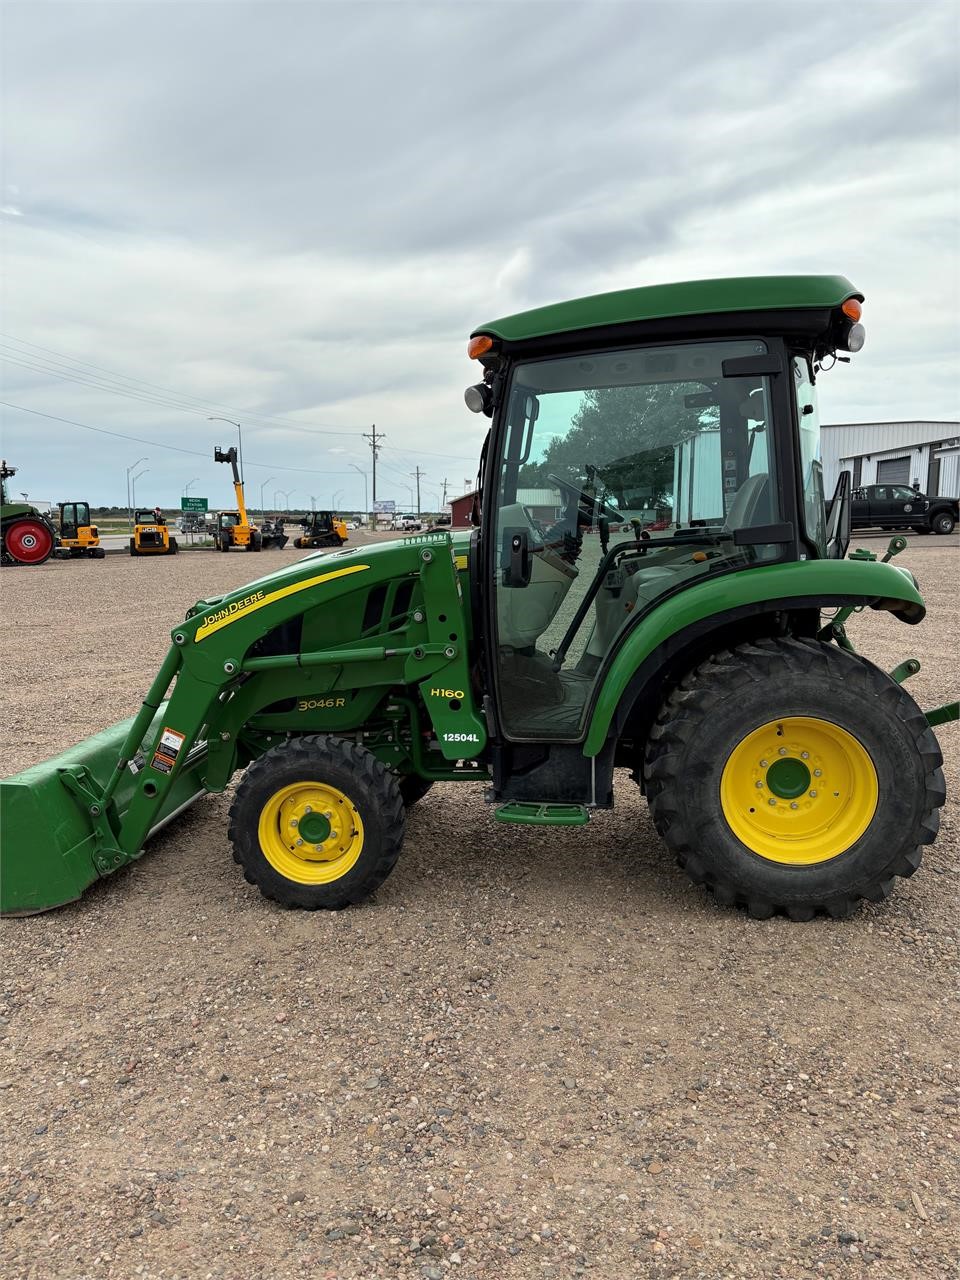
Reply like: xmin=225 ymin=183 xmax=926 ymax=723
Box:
xmin=1 ymin=276 xmax=956 ymax=919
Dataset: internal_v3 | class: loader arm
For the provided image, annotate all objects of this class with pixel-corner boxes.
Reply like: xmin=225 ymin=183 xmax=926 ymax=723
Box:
xmin=214 ymin=446 xmax=251 ymax=528
xmin=0 ymin=535 xmax=482 ymax=914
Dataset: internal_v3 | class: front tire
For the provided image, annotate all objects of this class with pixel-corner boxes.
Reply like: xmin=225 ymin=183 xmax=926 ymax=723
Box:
xmin=645 ymin=638 xmax=944 ymax=919
xmin=229 ymin=736 xmax=405 ymax=909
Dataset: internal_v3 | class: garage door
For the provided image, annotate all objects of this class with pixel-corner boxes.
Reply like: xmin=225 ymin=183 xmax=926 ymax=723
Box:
xmin=876 ymin=457 xmax=911 ymax=485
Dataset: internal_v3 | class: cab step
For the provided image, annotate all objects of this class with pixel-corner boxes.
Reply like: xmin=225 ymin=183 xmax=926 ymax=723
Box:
xmin=493 ymin=801 xmax=590 ymax=827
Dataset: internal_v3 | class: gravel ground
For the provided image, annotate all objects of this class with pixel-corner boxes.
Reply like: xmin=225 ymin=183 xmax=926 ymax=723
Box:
xmin=0 ymin=534 xmax=957 ymax=1280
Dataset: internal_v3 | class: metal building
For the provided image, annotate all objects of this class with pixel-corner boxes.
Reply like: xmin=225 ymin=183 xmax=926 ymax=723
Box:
xmin=821 ymin=421 xmax=960 ymax=496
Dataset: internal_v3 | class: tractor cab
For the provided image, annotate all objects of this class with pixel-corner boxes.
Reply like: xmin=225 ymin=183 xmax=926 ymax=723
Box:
xmin=466 ymin=277 xmax=865 ymax=751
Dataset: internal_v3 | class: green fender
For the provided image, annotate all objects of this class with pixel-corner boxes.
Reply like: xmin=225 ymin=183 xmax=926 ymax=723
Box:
xmin=583 ymin=558 xmax=925 ymax=757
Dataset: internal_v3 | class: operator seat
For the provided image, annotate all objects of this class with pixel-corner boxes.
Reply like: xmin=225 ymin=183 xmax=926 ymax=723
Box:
xmin=722 ymin=472 xmax=771 ymax=533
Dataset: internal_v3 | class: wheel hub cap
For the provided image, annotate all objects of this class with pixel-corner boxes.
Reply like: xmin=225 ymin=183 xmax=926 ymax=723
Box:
xmin=765 ymin=756 xmax=811 ymax=799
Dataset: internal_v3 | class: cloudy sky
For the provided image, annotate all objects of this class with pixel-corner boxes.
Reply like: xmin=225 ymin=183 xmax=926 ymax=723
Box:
xmin=2 ymin=0 xmax=958 ymax=510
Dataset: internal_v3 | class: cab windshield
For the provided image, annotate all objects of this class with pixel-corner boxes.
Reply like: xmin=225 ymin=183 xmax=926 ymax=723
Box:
xmin=493 ymin=338 xmax=784 ymax=740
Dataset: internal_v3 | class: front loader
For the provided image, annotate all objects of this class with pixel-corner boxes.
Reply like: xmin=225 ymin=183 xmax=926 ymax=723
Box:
xmin=2 ymin=275 xmax=956 ymax=919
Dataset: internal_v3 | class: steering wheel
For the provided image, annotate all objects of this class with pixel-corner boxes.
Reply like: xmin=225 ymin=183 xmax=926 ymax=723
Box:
xmin=548 ymin=472 xmax=623 ymax=525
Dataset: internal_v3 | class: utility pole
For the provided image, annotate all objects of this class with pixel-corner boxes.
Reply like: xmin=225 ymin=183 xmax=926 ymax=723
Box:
xmin=441 ymin=476 xmax=448 ymax=507
xmin=410 ymin=466 xmax=425 ymax=517
xmin=362 ymin=424 xmax=384 ymax=507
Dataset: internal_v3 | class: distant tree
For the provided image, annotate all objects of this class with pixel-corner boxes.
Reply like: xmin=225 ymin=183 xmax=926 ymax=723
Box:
xmin=519 ymin=384 xmax=717 ymax=508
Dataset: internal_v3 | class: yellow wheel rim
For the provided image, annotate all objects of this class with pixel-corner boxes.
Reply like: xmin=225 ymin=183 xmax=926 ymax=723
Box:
xmin=720 ymin=716 xmax=878 ymax=865
xmin=257 ymin=782 xmax=364 ymax=884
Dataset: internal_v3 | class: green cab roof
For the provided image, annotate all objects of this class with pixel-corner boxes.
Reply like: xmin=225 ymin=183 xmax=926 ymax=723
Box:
xmin=473 ymin=274 xmax=861 ymax=343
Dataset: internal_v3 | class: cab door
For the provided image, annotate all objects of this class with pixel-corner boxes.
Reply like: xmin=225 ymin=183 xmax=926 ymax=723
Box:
xmin=59 ymin=502 xmax=80 ymax=539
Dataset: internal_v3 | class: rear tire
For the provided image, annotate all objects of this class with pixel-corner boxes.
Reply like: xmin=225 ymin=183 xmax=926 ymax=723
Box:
xmin=931 ymin=510 xmax=955 ymax=535
xmin=219 ymin=532 xmax=231 ymax=553
xmin=129 ymin=538 xmax=138 ymax=556
xmin=645 ymin=638 xmax=944 ymax=919
xmin=168 ymin=537 xmax=179 ymax=554
xmin=229 ymin=736 xmax=405 ymax=909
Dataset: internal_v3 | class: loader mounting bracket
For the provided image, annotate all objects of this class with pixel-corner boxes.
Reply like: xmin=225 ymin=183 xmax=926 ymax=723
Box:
xmin=58 ymin=767 xmax=142 ymax=874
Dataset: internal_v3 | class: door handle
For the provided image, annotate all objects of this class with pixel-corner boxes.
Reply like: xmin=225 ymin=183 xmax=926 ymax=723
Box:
xmin=504 ymin=529 xmax=532 ymax=587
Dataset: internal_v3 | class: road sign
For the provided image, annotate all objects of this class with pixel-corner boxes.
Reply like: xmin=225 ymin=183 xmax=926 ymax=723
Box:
xmin=181 ymin=497 xmax=208 ymax=512
xmin=373 ymin=499 xmax=396 ymax=513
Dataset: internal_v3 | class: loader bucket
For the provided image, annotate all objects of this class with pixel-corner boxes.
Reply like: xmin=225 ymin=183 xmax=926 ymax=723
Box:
xmin=0 ymin=708 xmax=207 ymax=915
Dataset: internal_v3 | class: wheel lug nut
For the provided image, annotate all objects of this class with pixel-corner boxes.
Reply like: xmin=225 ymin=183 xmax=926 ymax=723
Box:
xmin=755 ymin=781 xmax=763 ymax=789
xmin=296 ymin=838 xmax=303 ymax=846
xmin=778 ymin=747 xmax=788 ymax=756
xmin=290 ymin=819 xmax=298 ymax=827
xmin=304 ymin=805 xmax=313 ymax=814
xmin=324 ymin=811 xmax=332 ymax=818
xmin=801 ymin=751 xmax=809 ymax=759
xmin=814 ymin=769 xmax=822 ymax=777
xmin=790 ymin=802 xmax=798 ymax=810
xmin=759 ymin=759 xmax=769 ymax=767
xmin=768 ymin=798 xmax=777 ymax=806
xmin=810 ymin=790 xmax=817 ymax=798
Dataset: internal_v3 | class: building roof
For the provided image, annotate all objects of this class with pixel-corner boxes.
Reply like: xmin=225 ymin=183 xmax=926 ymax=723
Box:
xmin=823 ymin=420 xmax=959 ymax=429
xmin=472 ymin=275 xmax=860 ymax=343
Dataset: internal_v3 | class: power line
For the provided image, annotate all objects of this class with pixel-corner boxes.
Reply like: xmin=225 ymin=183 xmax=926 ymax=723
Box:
xmin=1 ymin=332 xmax=482 ymax=461
xmin=0 ymin=401 xmax=358 ymax=475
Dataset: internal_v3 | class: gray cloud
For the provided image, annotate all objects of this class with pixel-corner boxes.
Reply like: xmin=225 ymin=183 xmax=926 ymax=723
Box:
xmin=1 ymin=0 xmax=957 ymax=506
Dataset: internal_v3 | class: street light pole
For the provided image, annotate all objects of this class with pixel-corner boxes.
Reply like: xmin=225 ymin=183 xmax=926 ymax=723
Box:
xmin=259 ymin=476 xmax=275 ymax=520
xmin=183 ymin=477 xmax=200 ymax=497
xmin=126 ymin=457 xmax=148 ymax=528
xmin=207 ymin=417 xmax=243 ymax=482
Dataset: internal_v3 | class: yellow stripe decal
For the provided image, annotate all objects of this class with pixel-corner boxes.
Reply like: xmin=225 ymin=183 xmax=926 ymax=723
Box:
xmin=194 ymin=564 xmax=370 ymax=642
xmin=454 ymin=555 xmax=468 ymax=570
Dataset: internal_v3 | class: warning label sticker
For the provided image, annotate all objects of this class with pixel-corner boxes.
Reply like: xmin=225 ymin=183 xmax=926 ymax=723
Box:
xmin=150 ymin=726 xmax=186 ymax=774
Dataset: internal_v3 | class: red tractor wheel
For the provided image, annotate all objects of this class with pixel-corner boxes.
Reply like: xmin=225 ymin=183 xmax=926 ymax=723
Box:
xmin=4 ymin=518 xmax=55 ymax=565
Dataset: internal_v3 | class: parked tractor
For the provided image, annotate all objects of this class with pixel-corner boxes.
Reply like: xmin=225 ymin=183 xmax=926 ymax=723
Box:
xmin=1 ymin=276 xmax=956 ymax=920
xmin=213 ymin=446 xmax=261 ymax=551
xmin=293 ymin=511 xmax=348 ymax=549
xmin=0 ymin=461 xmax=57 ymax=566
